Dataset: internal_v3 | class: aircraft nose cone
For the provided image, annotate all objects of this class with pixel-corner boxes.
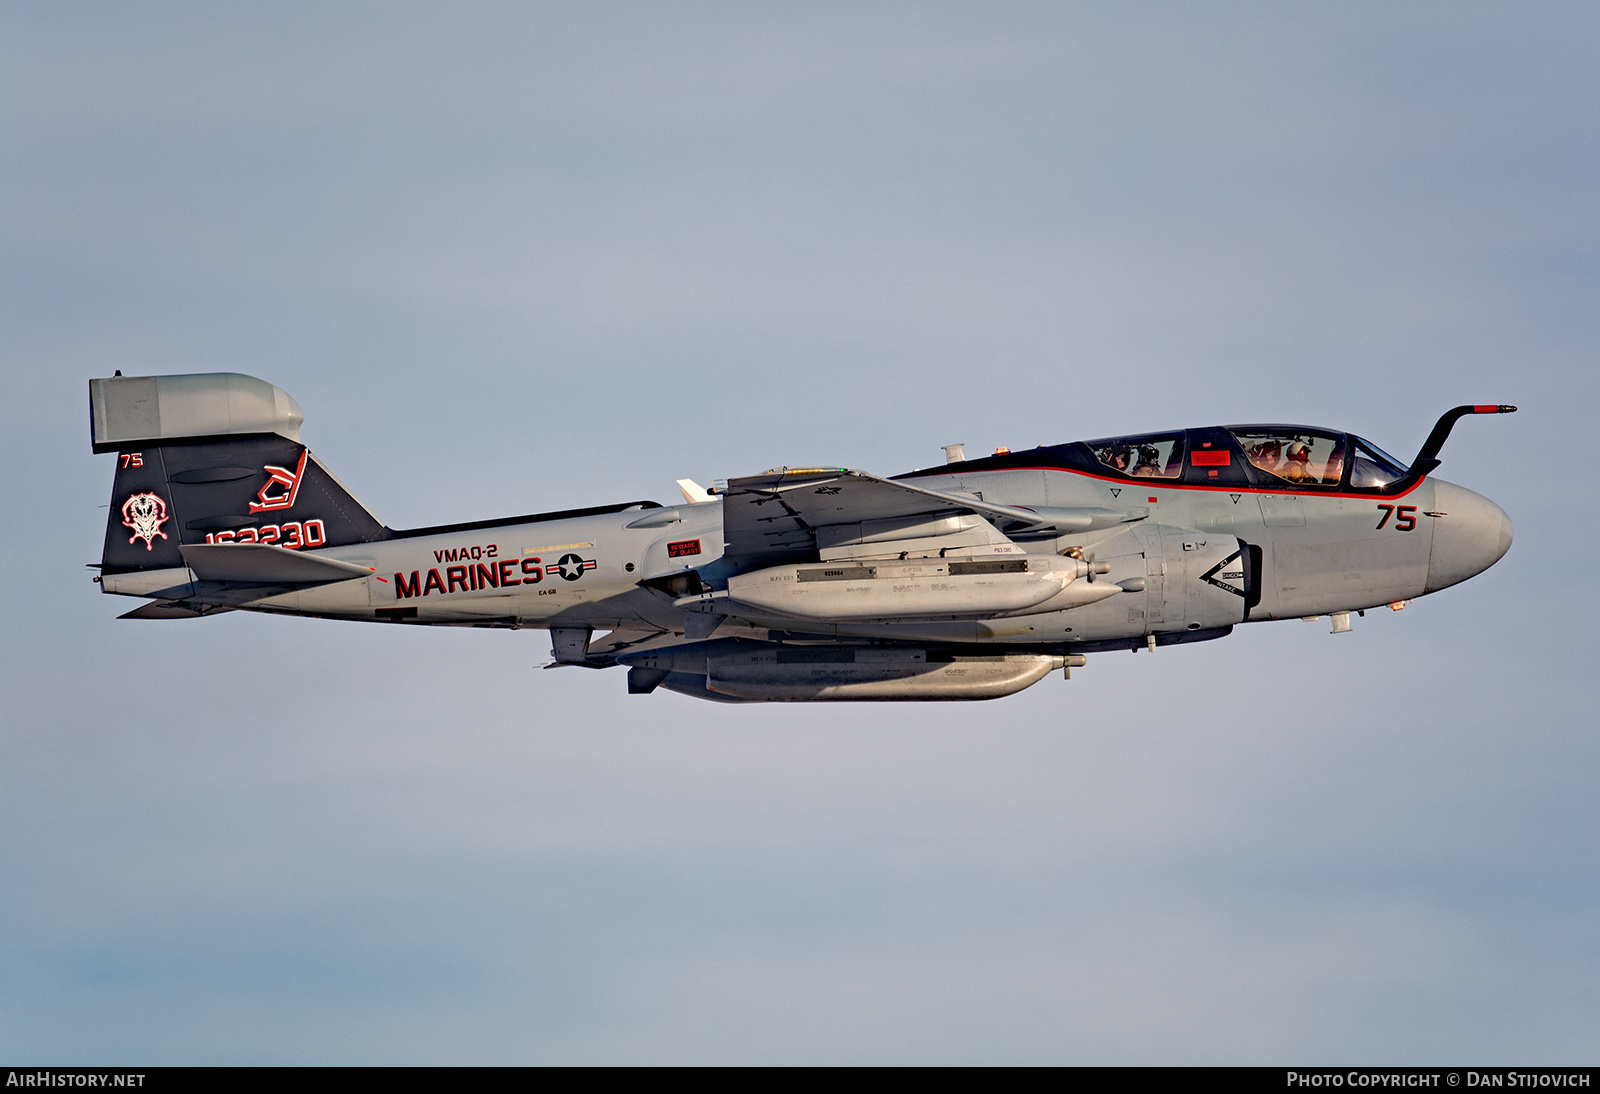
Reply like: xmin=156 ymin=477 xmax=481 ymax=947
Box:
xmin=1426 ymin=480 xmax=1513 ymax=593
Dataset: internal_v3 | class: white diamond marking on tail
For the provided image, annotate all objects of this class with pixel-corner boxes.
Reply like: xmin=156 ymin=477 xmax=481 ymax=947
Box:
xmin=121 ymin=492 xmax=170 ymax=550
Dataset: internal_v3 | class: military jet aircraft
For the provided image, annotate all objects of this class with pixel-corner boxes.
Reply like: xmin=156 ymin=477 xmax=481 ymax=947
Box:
xmin=89 ymin=372 xmax=1514 ymax=702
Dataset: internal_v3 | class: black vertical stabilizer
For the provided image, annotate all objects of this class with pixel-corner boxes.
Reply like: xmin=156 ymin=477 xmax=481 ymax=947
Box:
xmin=102 ymin=436 xmax=391 ymax=573
xmin=103 ymin=448 xmax=186 ymax=573
xmin=94 ymin=373 xmax=390 ymax=574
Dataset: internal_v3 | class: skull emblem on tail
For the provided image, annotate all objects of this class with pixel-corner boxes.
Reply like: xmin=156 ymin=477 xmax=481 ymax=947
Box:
xmin=121 ymin=492 xmax=170 ymax=550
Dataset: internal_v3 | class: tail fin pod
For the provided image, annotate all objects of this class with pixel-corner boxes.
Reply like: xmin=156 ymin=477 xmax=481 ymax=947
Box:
xmin=90 ymin=372 xmax=305 ymax=454
xmin=93 ymin=373 xmax=388 ymax=573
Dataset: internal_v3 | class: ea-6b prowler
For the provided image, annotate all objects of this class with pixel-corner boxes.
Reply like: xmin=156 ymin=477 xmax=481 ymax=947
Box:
xmin=89 ymin=372 xmax=1514 ymax=702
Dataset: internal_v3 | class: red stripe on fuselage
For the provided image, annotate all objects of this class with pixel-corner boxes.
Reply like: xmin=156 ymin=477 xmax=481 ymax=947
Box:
xmin=899 ymin=464 xmax=1427 ymax=501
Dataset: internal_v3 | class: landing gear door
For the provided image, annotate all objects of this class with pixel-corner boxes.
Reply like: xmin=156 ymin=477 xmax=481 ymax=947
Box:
xmin=1141 ymin=533 xmax=1166 ymax=627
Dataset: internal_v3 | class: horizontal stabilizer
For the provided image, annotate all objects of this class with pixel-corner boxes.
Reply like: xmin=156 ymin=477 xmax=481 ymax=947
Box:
xmin=179 ymin=543 xmax=374 ymax=585
xmin=118 ymin=601 xmax=235 ymax=620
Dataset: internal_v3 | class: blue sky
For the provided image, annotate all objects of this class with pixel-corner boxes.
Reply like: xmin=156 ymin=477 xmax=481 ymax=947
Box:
xmin=2 ymin=2 xmax=1597 ymax=1063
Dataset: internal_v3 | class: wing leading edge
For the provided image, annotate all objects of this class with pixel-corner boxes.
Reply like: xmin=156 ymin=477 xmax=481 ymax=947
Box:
xmin=717 ymin=467 xmax=1131 ymax=568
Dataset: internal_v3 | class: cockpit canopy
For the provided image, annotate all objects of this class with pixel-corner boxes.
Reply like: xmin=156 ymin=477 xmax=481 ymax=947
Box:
xmin=1086 ymin=433 xmax=1185 ymax=479
xmin=1231 ymin=429 xmax=1345 ymax=486
xmin=1081 ymin=426 xmax=1410 ymax=491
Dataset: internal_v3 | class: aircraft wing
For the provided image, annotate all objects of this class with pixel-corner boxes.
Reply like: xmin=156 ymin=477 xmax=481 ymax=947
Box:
xmin=719 ymin=468 xmax=1128 ymax=566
